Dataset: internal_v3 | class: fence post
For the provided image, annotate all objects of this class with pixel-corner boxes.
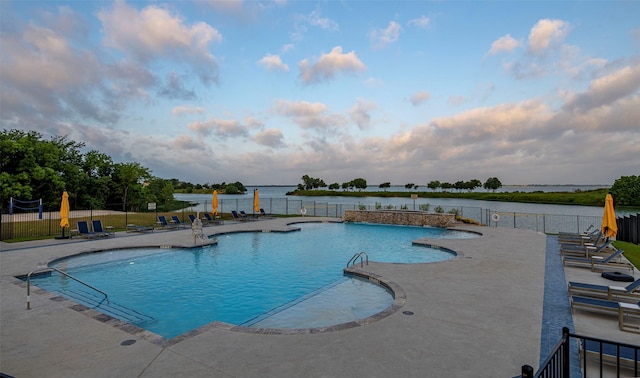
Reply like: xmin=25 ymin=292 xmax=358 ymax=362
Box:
xmin=521 ymin=364 xmax=534 ymax=378
xmin=513 ymin=212 xmax=516 ymax=228
xmin=562 ymin=327 xmax=570 ymax=377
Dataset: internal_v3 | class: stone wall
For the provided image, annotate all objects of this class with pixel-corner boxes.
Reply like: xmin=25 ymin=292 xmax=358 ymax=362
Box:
xmin=343 ymin=210 xmax=456 ymax=228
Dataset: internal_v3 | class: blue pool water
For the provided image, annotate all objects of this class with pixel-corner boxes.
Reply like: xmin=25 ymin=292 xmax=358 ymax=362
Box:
xmin=28 ymin=223 xmax=469 ymax=338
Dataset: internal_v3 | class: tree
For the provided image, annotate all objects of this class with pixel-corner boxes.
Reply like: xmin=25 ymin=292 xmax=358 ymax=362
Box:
xmin=427 ymin=180 xmax=440 ymax=191
xmin=114 ymin=162 xmax=152 ymax=211
xmin=610 ymin=175 xmax=640 ymax=206
xmin=468 ymin=179 xmax=482 ymax=192
xmin=379 ymin=182 xmax=391 ymax=191
xmin=483 ymin=177 xmax=502 ymax=192
xmin=405 ymin=183 xmax=414 ymax=190
xmin=329 ymin=182 xmax=340 ymax=190
xmin=352 ymin=177 xmax=367 ymax=191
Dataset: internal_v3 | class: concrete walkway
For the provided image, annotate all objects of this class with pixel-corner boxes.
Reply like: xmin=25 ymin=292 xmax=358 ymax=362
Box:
xmin=0 ymin=218 xmax=637 ymax=377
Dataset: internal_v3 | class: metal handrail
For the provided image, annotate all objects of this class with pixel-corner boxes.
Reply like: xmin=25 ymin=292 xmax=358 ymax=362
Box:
xmin=346 ymin=251 xmax=369 ymax=268
xmin=26 ymin=267 xmax=108 ymax=310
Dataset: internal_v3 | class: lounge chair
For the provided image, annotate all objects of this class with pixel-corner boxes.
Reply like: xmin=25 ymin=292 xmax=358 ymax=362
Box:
xmin=561 ymin=239 xmax=613 ymax=258
xmin=568 ymin=278 xmax=640 ymax=301
xmin=157 ymin=215 xmax=178 ymax=229
xmin=580 ymin=338 xmax=640 ymax=372
xmin=259 ymin=208 xmax=273 ymax=218
xmin=239 ymin=210 xmax=252 ymax=220
xmin=570 ymin=296 xmax=640 ymax=334
xmin=563 ymin=249 xmax=634 ymax=272
xmin=203 ymin=213 xmax=221 ymax=225
xmin=170 ymin=215 xmax=187 ymax=228
xmin=231 ymin=210 xmax=245 ymax=221
xmin=559 ymin=229 xmax=602 ymax=246
xmin=77 ymin=221 xmax=100 ymax=238
xmin=91 ymin=219 xmax=114 ymax=237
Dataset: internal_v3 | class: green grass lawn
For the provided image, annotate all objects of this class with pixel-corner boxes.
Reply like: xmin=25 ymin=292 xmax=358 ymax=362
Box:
xmin=613 ymin=240 xmax=640 ymax=270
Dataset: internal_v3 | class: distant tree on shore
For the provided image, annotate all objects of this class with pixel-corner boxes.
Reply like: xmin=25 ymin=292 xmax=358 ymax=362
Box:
xmin=379 ymin=182 xmax=391 ymax=191
xmin=483 ymin=177 xmax=503 ymax=192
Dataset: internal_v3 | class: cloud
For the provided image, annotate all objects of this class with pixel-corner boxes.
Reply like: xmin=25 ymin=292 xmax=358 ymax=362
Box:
xmin=187 ymin=119 xmax=249 ymax=139
xmin=410 ymin=91 xmax=431 ymax=106
xmin=252 ymin=129 xmax=286 ymax=148
xmin=350 ymin=99 xmax=376 ymax=130
xmin=298 ymin=46 xmax=366 ymax=85
xmin=172 ymin=106 xmax=205 ymax=116
xmin=274 ymin=99 xmax=347 ymax=133
xmin=258 ymin=54 xmax=289 ymax=72
xmin=528 ymin=19 xmax=569 ymax=54
xmin=369 ymin=21 xmax=402 ymax=50
xmin=487 ymin=34 xmax=521 ymax=55
xmin=306 ymin=9 xmax=339 ymax=31
xmin=407 ymin=15 xmax=430 ymax=29
xmin=98 ymin=0 xmax=222 ymax=84
xmin=158 ymin=72 xmax=196 ymax=100
xmin=0 ymin=10 xmax=132 ymax=125
xmin=563 ymin=62 xmax=640 ymax=111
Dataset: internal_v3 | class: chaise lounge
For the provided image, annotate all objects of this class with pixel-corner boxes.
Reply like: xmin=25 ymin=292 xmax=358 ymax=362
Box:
xmin=563 ymin=248 xmax=634 ymax=272
xmin=570 ymin=296 xmax=640 ymax=334
xmin=568 ymin=278 xmax=640 ymax=301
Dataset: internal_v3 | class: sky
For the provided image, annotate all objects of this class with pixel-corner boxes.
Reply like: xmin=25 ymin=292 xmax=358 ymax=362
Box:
xmin=1 ymin=1 xmax=639 ymax=186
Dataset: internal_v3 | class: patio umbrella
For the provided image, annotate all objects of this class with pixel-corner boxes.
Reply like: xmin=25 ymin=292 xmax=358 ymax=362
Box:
xmin=601 ymin=193 xmax=617 ymax=238
xmin=253 ymin=188 xmax=260 ymax=214
xmin=59 ymin=191 xmax=70 ymax=238
xmin=212 ymin=190 xmax=219 ymax=216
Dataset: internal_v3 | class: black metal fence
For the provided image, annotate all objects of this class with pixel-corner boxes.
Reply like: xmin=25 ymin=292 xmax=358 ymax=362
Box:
xmin=616 ymin=213 xmax=639 ymax=245
xmin=0 ymin=197 xmax=611 ymax=241
xmin=521 ymin=327 xmax=639 ymax=378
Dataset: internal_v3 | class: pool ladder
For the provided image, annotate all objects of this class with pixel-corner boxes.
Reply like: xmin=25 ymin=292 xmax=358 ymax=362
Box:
xmin=26 ymin=267 xmax=108 ymax=310
xmin=346 ymin=251 xmax=369 ymax=268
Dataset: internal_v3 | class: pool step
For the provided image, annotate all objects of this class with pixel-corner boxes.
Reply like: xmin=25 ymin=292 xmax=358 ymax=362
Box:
xmin=61 ymin=289 xmax=155 ymax=324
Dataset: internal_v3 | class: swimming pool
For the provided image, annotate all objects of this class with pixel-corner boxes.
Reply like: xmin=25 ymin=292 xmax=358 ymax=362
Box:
xmin=27 ymin=222 xmax=468 ymax=338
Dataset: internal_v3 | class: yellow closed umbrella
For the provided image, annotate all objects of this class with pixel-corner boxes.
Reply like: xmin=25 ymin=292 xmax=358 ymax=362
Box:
xmin=212 ymin=190 xmax=218 ymax=216
xmin=253 ymin=188 xmax=260 ymax=214
xmin=601 ymin=193 xmax=617 ymax=239
xmin=59 ymin=191 xmax=70 ymax=238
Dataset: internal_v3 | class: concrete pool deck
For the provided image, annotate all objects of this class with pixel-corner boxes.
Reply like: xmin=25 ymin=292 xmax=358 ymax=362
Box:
xmin=1 ymin=217 xmax=638 ymax=377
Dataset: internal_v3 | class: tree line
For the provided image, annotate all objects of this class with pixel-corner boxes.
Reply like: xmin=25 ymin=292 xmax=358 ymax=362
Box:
xmin=297 ymin=175 xmax=504 ymax=192
xmin=0 ymin=130 xmax=245 ymax=212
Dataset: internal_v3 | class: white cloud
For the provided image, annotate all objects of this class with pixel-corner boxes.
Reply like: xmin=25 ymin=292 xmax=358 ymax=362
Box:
xmin=274 ymin=99 xmax=347 ymax=133
xmin=187 ymin=119 xmax=249 ymax=139
xmin=528 ymin=19 xmax=569 ymax=54
xmin=307 ymin=9 xmax=339 ymax=31
xmin=350 ymin=99 xmax=376 ymax=130
xmin=370 ymin=21 xmax=402 ymax=50
xmin=253 ymin=129 xmax=286 ymax=148
xmin=407 ymin=15 xmax=430 ymax=29
xmin=258 ymin=54 xmax=289 ymax=72
xmin=298 ymin=46 xmax=366 ymax=85
xmin=172 ymin=106 xmax=205 ymax=116
xmin=487 ymin=34 xmax=520 ymax=55
xmin=410 ymin=91 xmax=431 ymax=106
xmin=563 ymin=62 xmax=640 ymax=111
xmin=98 ymin=0 xmax=221 ymax=84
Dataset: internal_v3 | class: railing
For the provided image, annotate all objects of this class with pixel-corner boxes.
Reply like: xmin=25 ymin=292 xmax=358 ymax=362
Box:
xmin=26 ymin=267 xmax=108 ymax=310
xmin=617 ymin=213 xmax=639 ymax=244
xmin=346 ymin=251 xmax=369 ymax=268
xmin=0 ymin=197 xmax=623 ymax=241
xmin=521 ymin=327 xmax=639 ymax=378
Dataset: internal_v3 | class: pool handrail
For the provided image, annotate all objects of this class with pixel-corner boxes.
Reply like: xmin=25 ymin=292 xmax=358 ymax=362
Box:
xmin=26 ymin=267 xmax=108 ymax=310
xmin=347 ymin=251 xmax=369 ymax=268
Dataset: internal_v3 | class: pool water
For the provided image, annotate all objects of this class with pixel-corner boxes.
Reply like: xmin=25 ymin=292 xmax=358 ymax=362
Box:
xmin=28 ymin=222 xmax=466 ymax=338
